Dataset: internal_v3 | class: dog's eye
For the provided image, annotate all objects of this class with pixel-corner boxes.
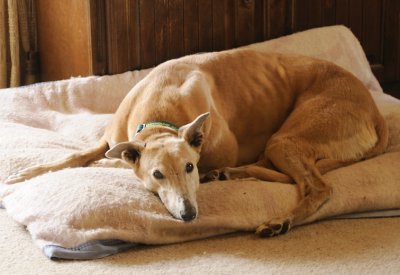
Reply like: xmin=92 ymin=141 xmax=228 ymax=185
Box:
xmin=185 ymin=162 xmax=194 ymax=173
xmin=153 ymin=170 xmax=165 ymax=179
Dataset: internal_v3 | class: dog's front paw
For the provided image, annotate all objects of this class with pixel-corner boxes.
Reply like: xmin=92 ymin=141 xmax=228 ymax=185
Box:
xmin=255 ymin=217 xmax=292 ymax=238
xmin=5 ymin=172 xmax=30 ymax=184
xmin=5 ymin=166 xmax=44 ymax=184
xmin=200 ymin=169 xmax=230 ymax=183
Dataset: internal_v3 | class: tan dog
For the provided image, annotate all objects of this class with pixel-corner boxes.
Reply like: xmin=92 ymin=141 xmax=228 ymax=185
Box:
xmin=6 ymin=49 xmax=388 ymax=236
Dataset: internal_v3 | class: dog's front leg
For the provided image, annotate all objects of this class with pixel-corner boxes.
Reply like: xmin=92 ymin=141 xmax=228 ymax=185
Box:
xmin=201 ymin=162 xmax=293 ymax=184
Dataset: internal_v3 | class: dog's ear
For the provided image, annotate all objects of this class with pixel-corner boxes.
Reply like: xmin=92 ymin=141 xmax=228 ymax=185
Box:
xmin=179 ymin=112 xmax=210 ymax=149
xmin=105 ymin=141 xmax=145 ymax=163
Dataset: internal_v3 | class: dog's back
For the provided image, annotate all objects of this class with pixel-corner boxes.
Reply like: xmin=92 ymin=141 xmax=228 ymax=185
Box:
xmin=103 ymin=49 xmax=386 ymax=170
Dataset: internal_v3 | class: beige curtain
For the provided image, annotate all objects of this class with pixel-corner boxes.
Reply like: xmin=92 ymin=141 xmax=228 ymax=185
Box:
xmin=0 ymin=0 xmax=38 ymax=88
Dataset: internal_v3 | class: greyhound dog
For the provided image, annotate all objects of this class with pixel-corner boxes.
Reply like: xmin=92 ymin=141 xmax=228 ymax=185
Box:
xmin=6 ymin=49 xmax=388 ymax=237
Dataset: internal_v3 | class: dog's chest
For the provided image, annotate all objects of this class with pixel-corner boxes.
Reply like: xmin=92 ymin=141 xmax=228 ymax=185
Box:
xmin=236 ymin=135 xmax=270 ymax=164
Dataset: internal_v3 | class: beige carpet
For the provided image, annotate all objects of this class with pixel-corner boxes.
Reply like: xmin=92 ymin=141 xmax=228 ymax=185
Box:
xmin=1 ymin=209 xmax=399 ymax=274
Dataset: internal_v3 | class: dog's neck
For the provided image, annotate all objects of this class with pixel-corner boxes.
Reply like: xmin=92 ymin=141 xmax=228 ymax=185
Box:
xmin=136 ymin=121 xmax=179 ymax=136
xmin=134 ymin=125 xmax=178 ymax=142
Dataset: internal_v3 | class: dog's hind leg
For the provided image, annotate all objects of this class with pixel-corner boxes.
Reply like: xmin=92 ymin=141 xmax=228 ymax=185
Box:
xmin=255 ymin=137 xmax=332 ymax=237
xmin=6 ymin=139 xmax=109 ymax=184
xmin=315 ymin=159 xmax=357 ymax=174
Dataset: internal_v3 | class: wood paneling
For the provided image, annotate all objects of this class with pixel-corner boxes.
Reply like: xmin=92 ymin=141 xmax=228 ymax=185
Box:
xmin=335 ymin=0 xmax=349 ymax=26
xmin=266 ymin=0 xmax=292 ymax=38
xmin=168 ymin=0 xmax=185 ymax=60
xmin=37 ymin=0 xmax=91 ymax=81
xmin=213 ymin=0 xmax=235 ymax=51
xmin=236 ymin=0 xmax=254 ymax=46
xmin=362 ymin=0 xmax=382 ymax=64
xmin=88 ymin=0 xmax=107 ymax=75
xmin=128 ymin=0 xmax=141 ymax=70
xmin=348 ymin=0 xmax=363 ymax=40
xmin=106 ymin=0 xmax=133 ymax=73
xmin=383 ymin=0 xmax=400 ymax=81
xmin=155 ymin=0 xmax=169 ymax=64
xmin=139 ymin=0 xmax=156 ymax=68
xmin=183 ymin=0 xmax=199 ymax=54
xmin=37 ymin=0 xmax=399 ymax=83
xmin=198 ymin=0 xmax=213 ymax=52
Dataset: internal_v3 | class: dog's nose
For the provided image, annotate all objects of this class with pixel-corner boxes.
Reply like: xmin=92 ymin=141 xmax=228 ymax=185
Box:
xmin=180 ymin=200 xmax=197 ymax=222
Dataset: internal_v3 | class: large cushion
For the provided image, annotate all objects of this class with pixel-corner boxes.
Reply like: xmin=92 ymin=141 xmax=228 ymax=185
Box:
xmin=1 ymin=26 xmax=399 ymax=260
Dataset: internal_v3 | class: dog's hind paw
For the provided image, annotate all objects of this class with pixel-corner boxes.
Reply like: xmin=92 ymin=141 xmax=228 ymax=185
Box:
xmin=256 ymin=218 xmax=292 ymax=238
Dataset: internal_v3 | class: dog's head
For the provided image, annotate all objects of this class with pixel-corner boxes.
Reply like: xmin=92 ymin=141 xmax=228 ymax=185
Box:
xmin=106 ymin=113 xmax=209 ymax=222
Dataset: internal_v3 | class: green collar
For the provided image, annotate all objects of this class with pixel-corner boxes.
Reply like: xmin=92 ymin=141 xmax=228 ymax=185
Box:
xmin=136 ymin=121 xmax=179 ymax=135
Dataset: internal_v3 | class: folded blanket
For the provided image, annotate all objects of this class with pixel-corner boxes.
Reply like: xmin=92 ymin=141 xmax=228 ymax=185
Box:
xmin=0 ymin=25 xmax=399 ymax=260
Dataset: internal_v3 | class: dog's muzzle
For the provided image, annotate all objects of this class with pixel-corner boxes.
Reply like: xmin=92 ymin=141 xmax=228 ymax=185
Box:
xmin=180 ymin=199 xmax=197 ymax=221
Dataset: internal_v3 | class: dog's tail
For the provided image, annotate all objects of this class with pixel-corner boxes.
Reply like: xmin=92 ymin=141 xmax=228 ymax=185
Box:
xmin=6 ymin=139 xmax=109 ymax=184
xmin=365 ymin=114 xmax=389 ymax=159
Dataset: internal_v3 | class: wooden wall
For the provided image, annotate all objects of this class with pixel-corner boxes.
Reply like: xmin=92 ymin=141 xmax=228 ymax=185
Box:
xmin=89 ymin=0 xmax=399 ymax=82
xmin=37 ymin=0 xmax=92 ymax=81
xmin=37 ymin=0 xmax=400 ymax=83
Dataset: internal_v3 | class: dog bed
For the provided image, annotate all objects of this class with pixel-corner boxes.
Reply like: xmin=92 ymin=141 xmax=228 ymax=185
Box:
xmin=1 ymin=25 xmax=399 ymax=260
